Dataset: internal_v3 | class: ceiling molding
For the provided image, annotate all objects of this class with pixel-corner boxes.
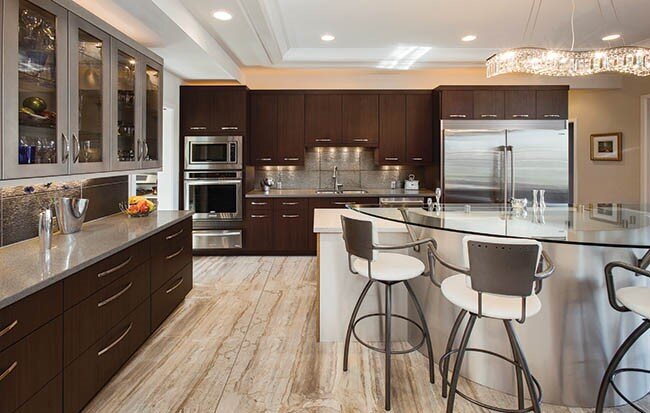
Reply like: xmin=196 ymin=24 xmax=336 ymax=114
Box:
xmin=236 ymin=0 xmax=290 ymax=64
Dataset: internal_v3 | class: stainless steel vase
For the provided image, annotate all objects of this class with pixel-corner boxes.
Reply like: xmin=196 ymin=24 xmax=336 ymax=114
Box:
xmin=54 ymin=197 xmax=89 ymax=234
xmin=39 ymin=208 xmax=53 ymax=250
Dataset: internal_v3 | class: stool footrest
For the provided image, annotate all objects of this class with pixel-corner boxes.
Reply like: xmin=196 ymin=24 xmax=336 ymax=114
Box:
xmin=610 ymin=368 xmax=650 ymax=413
xmin=351 ymin=312 xmax=425 ymax=355
xmin=439 ymin=347 xmax=542 ymax=413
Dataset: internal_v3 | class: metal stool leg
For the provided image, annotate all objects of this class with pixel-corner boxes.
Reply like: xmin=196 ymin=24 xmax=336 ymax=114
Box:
xmin=505 ymin=321 xmax=541 ymax=413
xmin=446 ymin=313 xmax=477 ymax=413
xmin=344 ymin=280 xmax=374 ymax=372
xmin=441 ymin=309 xmax=467 ymax=398
xmin=405 ymin=281 xmax=435 ymax=384
xmin=595 ymin=320 xmax=650 ymax=413
xmin=504 ymin=321 xmax=525 ymax=410
xmin=385 ymin=283 xmax=392 ymax=411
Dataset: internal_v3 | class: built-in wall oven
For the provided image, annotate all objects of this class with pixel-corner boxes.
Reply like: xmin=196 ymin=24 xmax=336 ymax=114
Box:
xmin=184 ymin=171 xmax=243 ymax=250
xmin=184 ymin=136 xmax=243 ymax=170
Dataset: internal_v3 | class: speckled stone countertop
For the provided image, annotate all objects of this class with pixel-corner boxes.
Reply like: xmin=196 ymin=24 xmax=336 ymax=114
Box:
xmin=0 ymin=210 xmax=193 ymax=310
xmin=245 ymin=188 xmax=436 ymax=198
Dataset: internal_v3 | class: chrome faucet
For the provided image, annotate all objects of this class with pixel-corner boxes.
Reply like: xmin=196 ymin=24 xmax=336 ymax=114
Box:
xmin=332 ymin=166 xmax=343 ymax=192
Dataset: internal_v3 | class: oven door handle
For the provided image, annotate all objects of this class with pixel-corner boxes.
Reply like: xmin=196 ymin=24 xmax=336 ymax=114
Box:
xmin=184 ymin=180 xmax=242 ymax=185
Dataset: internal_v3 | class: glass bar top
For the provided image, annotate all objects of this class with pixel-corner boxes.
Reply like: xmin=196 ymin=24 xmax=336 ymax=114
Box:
xmin=347 ymin=203 xmax=650 ymax=248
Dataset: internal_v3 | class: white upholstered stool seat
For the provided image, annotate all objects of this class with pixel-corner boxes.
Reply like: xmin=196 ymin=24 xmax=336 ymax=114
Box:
xmin=352 ymin=253 xmax=425 ymax=282
xmin=441 ymin=274 xmax=542 ymax=320
xmin=616 ymin=286 xmax=650 ymax=319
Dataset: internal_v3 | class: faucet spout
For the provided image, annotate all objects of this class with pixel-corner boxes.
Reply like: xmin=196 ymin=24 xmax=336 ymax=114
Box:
xmin=332 ymin=166 xmax=342 ymax=192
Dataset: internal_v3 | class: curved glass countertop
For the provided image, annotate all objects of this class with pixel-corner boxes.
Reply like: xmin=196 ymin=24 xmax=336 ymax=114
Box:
xmin=347 ymin=203 xmax=650 ymax=249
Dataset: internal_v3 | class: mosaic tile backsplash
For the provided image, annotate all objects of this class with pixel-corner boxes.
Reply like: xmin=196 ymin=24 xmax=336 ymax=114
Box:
xmin=0 ymin=176 xmax=127 ymax=247
xmin=253 ymin=149 xmax=425 ymax=190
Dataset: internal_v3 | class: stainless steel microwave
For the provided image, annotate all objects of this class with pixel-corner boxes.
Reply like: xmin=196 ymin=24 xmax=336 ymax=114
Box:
xmin=184 ymin=136 xmax=243 ymax=170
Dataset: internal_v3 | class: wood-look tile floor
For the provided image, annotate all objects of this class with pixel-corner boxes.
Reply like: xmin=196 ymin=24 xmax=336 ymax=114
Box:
xmin=84 ymin=256 xmax=648 ymax=413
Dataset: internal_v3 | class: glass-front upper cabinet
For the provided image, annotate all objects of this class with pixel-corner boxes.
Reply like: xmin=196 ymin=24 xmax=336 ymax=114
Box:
xmin=68 ymin=15 xmax=110 ymax=174
xmin=111 ymin=39 xmax=141 ymax=171
xmin=2 ymin=0 xmax=69 ymax=179
xmin=141 ymin=58 xmax=163 ymax=169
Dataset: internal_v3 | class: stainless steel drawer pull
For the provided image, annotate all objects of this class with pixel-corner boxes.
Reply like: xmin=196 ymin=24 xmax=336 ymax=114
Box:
xmin=250 ymin=202 xmax=267 ymax=206
xmin=448 ymin=114 xmax=467 ymax=118
xmin=165 ymin=228 xmax=184 ymax=240
xmin=353 ymin=138 xmax=369 ymax=142
xmin=282 ymin=214 xmax=300 ymax=218
xmin=165 ymin=247 xmax=184 ymax=260
xmin=98 ymin=323 xmax=133 ymax=357
xmin=512 ymin=114 xmax=530 ymax=118
xmin=315 ymin=138 xmax=331 ymax=142
xmin=0 ymin=320 xmax=18 ymax=338
xmin=282 ymin=202 xmax=299 ymax=206
xmin=333 ymin=202 xmax=349 ymax=205
xmin=385 ymin=157 xmax=399 ymax=161
xmin=221 ymin=126 xmax=239 ymax=130
xmin=412 ymin=157 xmax=423 ymax=161
xmin=98 ymin=257 xmax=132 ymax=278
xmin=283 ymin=157 xmax=300 ymax=161
xmin=257 ymin=158 xmax=272 ymax=161
xmin=97 ymin=282 xmax=133 ymax=308
xmin=165 ymin=277 xmax=184 ymax=294
xmin=0 ymin=361 xmax=18 ymax=382
xmin=480 ymin=114 xmax=498 ymax=118
xmin=543 ymin=114 xmax=561 ymax=118
xmin=251 ymin=214 xmax=268 ymax=218
xmin=189 ymin=126 xmax=207 ymax=130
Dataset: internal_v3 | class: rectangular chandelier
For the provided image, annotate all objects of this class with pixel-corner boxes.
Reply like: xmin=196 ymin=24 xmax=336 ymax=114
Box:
xmin=486 ymin=47 xmax=650 ymax=77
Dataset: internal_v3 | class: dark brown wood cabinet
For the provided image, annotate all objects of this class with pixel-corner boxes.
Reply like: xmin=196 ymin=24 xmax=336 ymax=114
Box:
xmin=505 ymin=90 xmax=536 ymax=119
xmin=377 ymin=94 xmax=406 ymax=164
xmin=473 ymin=90 xmax=504 ymax=119
xmin=15 ymin=375 xmax=62 ymax=413
xmin=245 ymin=208 xmax=273 ymax=252
xmin=150 ymin=219 xmax=193 ymax=293
xmin=152 ymin=264 xmax=193 ymax=330
xmin=249 ymin=94 xmax=277 ymax=164
xmin=406 ymin=94 xmax=434 ymax=165
xmin=180 ymin=87 xmax=214 ymax=134
xmin=305 ymin=94 xmax=342 ymax=146
xmin=536 ymin=89 xmax=568 ymax=119
xmin=277 ymin=95 xmax=306 ymax=164
xmin=180 ymin=86 xmax=248 ymax=135
xmin=441 ymin=90 xmax=473 ymax=119
xmin=342 ymin=94 xmax=379 ymax=146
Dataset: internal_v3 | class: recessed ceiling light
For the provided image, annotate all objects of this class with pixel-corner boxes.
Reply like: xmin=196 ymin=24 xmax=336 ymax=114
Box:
xmin=602 ymin=33 xmax=621 ymax=41
xmin=321 ymin=33 xmax=335 ymax=42
xmin=461 ymin=34 xmax=477 ymax=42
xmin=213 ymin=10 xmax=232 ymax=21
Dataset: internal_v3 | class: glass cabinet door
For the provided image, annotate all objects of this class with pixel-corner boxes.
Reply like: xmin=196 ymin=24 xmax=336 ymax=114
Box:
xmin=111 ymin=39 xmax=141 ymax=170
xmin=68 ymin=15 xmax=110 ymax=174
xmin=2 ymin=0 xmax=69 ymax=179
xmin=141 ymin=59 xmax=162 ymax=169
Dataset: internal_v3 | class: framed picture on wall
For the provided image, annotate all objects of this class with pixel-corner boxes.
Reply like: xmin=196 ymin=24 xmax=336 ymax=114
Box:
xmin=590 ymin=133 xmax=622 ymax=161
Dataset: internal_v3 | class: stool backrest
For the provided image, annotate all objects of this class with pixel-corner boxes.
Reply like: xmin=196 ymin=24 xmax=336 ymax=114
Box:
xmin=464 ymin=235 xmax=541 ymax=297
xmin=340 ymin=215 xmax=375 ymax=261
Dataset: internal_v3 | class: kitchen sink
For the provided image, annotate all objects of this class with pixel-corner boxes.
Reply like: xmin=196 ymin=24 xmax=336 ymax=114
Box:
xmin=315 ymin=189 xmax=368 ymax=194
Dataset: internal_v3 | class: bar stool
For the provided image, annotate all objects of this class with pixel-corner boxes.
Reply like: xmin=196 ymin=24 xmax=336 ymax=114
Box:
xmin=430 ymin=235 xmax=555 ymax=413
xmin=595 ymin=260 xmax=650 ymax=412
xmin=340 ymin=215 xmax=436 ymax=411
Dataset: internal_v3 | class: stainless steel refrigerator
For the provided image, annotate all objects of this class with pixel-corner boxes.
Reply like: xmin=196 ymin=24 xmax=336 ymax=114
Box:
xmin=441 ymin=120 xmax=571 ymax=204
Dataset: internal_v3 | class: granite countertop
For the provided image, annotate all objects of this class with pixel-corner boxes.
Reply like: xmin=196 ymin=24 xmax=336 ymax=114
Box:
xmin=246 ymin=188 xmax=436 ymax=198
xmin=0 ymin=210 xmax=193 ymax=310
xmin=313 ymin=208 xmax=408 ymax=234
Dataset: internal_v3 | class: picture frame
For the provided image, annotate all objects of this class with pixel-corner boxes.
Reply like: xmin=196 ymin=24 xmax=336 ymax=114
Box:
xmin=590 ymin=132 xmax=622 ymax=161
xmin=589 ymin=203 xmax=622 ymax=224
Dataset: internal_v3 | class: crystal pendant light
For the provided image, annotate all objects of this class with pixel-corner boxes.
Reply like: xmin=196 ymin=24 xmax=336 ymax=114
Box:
xmin=486 ymin=0 xmax=650 ymax=77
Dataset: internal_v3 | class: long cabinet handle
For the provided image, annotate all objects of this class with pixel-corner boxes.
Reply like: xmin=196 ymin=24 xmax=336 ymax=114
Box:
xmin=480 ymin=114 xmax=498 ymax=118
xmin=97 ymin=282 xmax=133 ymax=308
xmin=0 ymin=320 xmax=18 ymax=338
xmin=412 ymin=157 xmax=423 ymax=161
xmin=62 ymin=133 xmax=69 ymax=162
xmin=250 ymin=202 xmax=267 ymax=206
xmin=332 ymin=202 xmax=349 ymax=205
xmin=165 ymin=228 xmax=184 ymax=240
xmin=257 ymin=158 xmax=272 ymax=161
xmin=0 ymin=361 xmax=18 ymax=382
xmin=448 ymin=114 xmax=467 ymax=118
xmin=221 ymin=126 xmax=239 ymax=130
xmin=73 ymin=134 xmax=81 ymax=163
xmin=98 ymin=257 xmax=132 ymax=278
xmin=165 ymin=247 xmax=184 ymax=260
xmin=353 ymin=138 xmax=368 ymax=142
xmin=282 ymin=202 xmax=299 ymax=206
xmin=283 ymin=157 xmax=300 ymax=161
xmin=384 ymin=157 xmax=399 ymax=161
xmin=97 ymin=323 xmax=132 ymax=356
xmin=512 ymin=114 xmax=529 ymax=118
xmin=165 ymin=277 xmax=184 ymax=294
xmin=314 ymin=138 xmax=331 ymax=142
xmin=543 ymin=114 xmax=561 ymax=118
xmin=250 ymin=214 xmax=268 ymax=218
xmin=282 ymin=214 xmax=300 ymax=218
xmin=189 ymin=126 xmax=207 ymax=130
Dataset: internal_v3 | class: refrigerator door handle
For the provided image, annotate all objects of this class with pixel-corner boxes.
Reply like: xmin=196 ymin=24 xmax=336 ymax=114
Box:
xmin=500 ymin=145 xmax=508 ymax=204
xmin=507 ymin=145 xmax=515 ymax=201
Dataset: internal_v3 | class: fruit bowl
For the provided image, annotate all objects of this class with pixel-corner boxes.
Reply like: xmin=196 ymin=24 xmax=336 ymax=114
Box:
xmin=119 ymin=196 xmax=156 ymax=217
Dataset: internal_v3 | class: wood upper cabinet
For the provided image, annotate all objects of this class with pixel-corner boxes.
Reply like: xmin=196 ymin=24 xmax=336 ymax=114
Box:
xmin=406 ymin=94 xmax=433 ymax=164
xmin=440 ymin=90 xmax=473 ymax=119
xmin=213 ymin=87 xmax=247 ymax=134
xmin=276 ymin=95 xmax=305 ymax=165
xmin=180 ymin=87 xmax=214 ymax=133
xmin=377 ymin=94 xmax=406 ymax=164
xmin=180 ymin=86 xmax=248 ymax=135
xmin=305 ymin=94 xmax=342 ymax=146
xmin=473 ymin=90 xmax=504 ymax=119
xmin=341 ymin=94 xmax=379 ymax=146
xmin=505 ymin=90 xmax=536 ymax=119
xmin=249 ymin=94 xmax=277 ymax=164
xmin=536 ymin=89 xmax=568 ymax=119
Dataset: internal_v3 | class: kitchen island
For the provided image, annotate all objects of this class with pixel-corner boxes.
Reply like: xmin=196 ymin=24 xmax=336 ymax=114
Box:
xmin=316 ymin=203 xmax=650 ymax=408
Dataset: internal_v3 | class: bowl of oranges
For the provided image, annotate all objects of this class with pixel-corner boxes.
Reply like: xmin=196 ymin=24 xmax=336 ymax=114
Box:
xmin=119 ymin=196 xmax=156 ymax=217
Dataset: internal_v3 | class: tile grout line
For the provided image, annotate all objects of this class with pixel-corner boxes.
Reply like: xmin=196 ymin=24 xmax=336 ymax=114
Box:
xmin=211 ymin=257 xmax=275 ymax=413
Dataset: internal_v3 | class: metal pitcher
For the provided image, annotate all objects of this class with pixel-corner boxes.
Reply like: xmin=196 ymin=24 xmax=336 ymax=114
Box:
xmin=54 ymin=197 xmax=89 ymax=234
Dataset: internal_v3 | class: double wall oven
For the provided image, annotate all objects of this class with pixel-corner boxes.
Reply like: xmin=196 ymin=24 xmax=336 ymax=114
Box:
xmin=184 ymin=136 xmax=243 ymax=250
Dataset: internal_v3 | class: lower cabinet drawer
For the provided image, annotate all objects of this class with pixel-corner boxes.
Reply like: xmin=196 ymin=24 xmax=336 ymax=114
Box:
xmin=151 ymin=264 xmax=193 ymax=331
xmin=63 ymin=262 xmax=151 ymax=365
xmin=151 ymin=221 xmax=192 ymax=293
xmin=16 ymin=375 xmax=62 ymax=413
xmin=63 ymin=300 xmax=150 ymax=413
xmin=0 ymin=317 xmax=62 ymax=413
